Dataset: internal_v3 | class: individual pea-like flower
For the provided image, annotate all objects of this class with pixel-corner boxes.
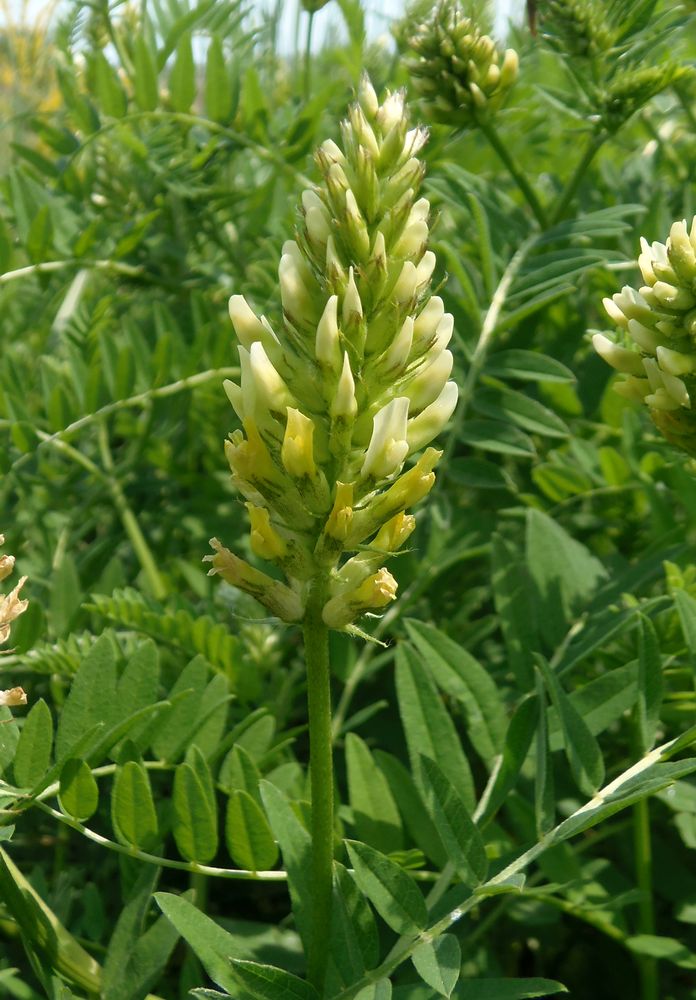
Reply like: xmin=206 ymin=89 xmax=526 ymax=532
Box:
xmin=405 ymin=0 xmax=518 ymax=126
xmin=0 ymin=534 xmax=28 ymax=709
xmin=593 ymin=218 xmax=696 ymax=455
xmin=207 ymin=78 xmax=459 ymax=633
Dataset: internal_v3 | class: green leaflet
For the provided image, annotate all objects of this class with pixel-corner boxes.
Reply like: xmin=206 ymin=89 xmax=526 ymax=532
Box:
xmin=59 ymin=759 xmax=98 ymax=822
xmin=102 ymin=868 xmax=178 ymax=1000
xmin=13 ymin=698 xmax=53 ymax=789
xmin=395 ymin=644 xmax=475 ymax=811
xmin=329 ymin=861 xmax=379 ymax=988
xmin=536 ymin=657 xmax=605 ymax=797
xmin=229 ymin=959 xmax=319 ymax=1000
xmin=636 ymin=615 xmax=663 ymax=753
xmin=155 ymin=892 xmax=246 ymax=994
xmin=411 ymin=934 xmax=461 ymax=998
xmin=345 ymin=840 xmax=427 ymax=936
xmin=260 ymin=780 xmax=312 ymax=948
xmin=169 ymin=35 xmax=196 ymax=113
xmin=225 ymin=790 xmax=278 ymax=871
xmin=173 ymin=761 xmax=218 ymax=863
xmin=111 ymin=761 xmax=159 ymax=852
xmin=374 ymin=750 xmax=447 ymax=868
xmin=55 ymin=634 xmax=118 ymax=761
xmin=346 ymin=732 xmax=403 ymax=854
xmin=526 ymin=510 xmax=606 ymax=649
xmin=417 ymin=756 xmax=488 ymax=886
xmin=405 ymin=619 xmax=507 ymax=766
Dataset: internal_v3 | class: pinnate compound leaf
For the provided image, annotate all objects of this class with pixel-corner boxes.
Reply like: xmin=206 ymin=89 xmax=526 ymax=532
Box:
xmin=111 ymin=761 xmax=159 ymax=851
xmin=637 ymin=615 xmax=663 ymax=753
xmin=225 ymin=790 xmax=278 ymax=871
xmin=345 ymin=840 xmax=426 ymax=936
xmin=395 ymin=645 xmax=475 ymax=810
xmin=417 ymin=756 xmax=487 ymax=885
xmin=59 ymin=759 xmax=98 ymax=822
xmin=229 ymin=959 xmax=319 ymax=1000
xmin=13 ymin=698 xmax=53 ymax=789
xmin=173 ymin=762 xmax=218 ymax=863
xmin=412 ymin=934 xmax=460 ymax=997
xmin=536 ymin=657 xmax=604 ymax=797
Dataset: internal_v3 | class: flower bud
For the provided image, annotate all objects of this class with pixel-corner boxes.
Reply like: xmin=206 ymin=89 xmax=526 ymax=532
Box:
xmin=0 ymin=687 xmax=27 ymax=707
xmin=228 ymin=295 xmax=268 ymax=349
xmin=315 ymin=295 xmax=341 ymax=371
xmin=247 ymin=504 xmax=288 ymax=561
xmin=361 ymin=397 xmax=410 ymax=479
xmin=331 ymin=353 xmax=358 ymax=420
xmin=282 ymin=408 xmax=317 ymax=479
xmin=322 ymin=567 xmax=398 ymax=628
xmin=407 ymin=381 xmax=459 ymax=452
xmin=206 ymin=539 xmax=303 ymax=622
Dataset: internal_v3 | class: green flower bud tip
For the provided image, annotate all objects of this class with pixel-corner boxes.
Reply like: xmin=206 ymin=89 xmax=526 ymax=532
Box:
xmin=406 ymin=0 xmax=518 ymax=127
xmin=208 ymin=78 xmax=459 ymax=629
xmin=594 ymin=217 xmax=696 ymax=456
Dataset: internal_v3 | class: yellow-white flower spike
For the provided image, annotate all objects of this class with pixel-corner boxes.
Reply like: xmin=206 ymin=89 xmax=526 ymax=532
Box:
xmin=213 ymin=80 xmax=459 ymax=631
xmin=594 ymin=215 xmax=696 ymax=456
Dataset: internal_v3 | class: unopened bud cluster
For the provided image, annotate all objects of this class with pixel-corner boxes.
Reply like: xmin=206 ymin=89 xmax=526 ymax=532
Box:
xmin=0 ymin=535 xmax=28 ymax=708
xmin=207 ymin=79 xmax=458 ymax=632
xmin=539 ymin=0 xmax=613 ymax=59
xmin=406 ymin=0 xmax=518 ymax=126
xmin=593 ymin=218 xmax=696 ymax=455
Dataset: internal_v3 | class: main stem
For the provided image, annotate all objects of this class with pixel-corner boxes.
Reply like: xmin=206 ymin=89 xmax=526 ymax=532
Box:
xmin=633 ymin=796 xmax=658 ymax=1000
xmin=304 ymin=571 xmax=334 ymax=993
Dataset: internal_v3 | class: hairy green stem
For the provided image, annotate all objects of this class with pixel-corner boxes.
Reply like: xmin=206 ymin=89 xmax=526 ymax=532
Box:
xmin=303 ymin=571 xmax=334 ymax=991
xmin=476 ymin=116 xmax=548 ymax=228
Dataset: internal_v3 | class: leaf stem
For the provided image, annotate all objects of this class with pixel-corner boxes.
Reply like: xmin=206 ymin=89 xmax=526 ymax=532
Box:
xmin=476 ymin=115 xmax=548 ymax=228
xmin=303 ymin=570 xmax=334 ymax=992
xmin=98 ymin=421 xmax=167 ymax=601
xmin=549 ymin=127 xmax=607 ymax=225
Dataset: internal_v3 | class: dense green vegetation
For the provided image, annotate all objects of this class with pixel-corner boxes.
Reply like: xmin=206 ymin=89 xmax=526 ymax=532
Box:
xmin=3 ymin=1 xmax=696 ymax=997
